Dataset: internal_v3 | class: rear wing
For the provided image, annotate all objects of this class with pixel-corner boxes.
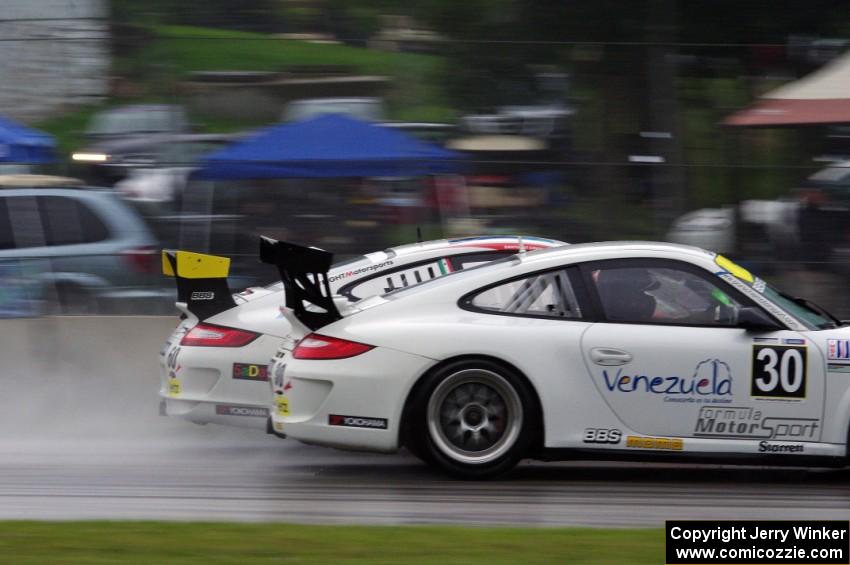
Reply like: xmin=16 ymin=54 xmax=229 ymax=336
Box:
xmin=259 ymin=236 xmax=341 ymax=330
xmin=162 ymin=250 xmax=236 ymax=320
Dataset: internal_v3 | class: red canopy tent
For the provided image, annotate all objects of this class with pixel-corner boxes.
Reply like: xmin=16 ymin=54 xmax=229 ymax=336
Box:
xmin=724 ymin=51 xmax=850 ymax=126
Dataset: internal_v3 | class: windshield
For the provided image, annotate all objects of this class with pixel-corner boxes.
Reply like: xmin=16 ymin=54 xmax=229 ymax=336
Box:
xmin=714 ymin=255 xmax=837 ymax=330
xmin=285 ymin=99 xmax=384 ymax=122
xmin=765 ymin=288 xmax=838 ymax=330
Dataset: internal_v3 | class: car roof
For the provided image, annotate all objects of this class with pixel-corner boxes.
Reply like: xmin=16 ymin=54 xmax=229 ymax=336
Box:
xmin=289 ymin=97 xmax=380 ymax=104
xmin=386 ymin=235 xmax=566 ymax=257
xmin=80 ymin=132 xmax=240 ymax=153
xmin=0 ymin=174 xmax=85 ymax=188
xmin=98 ymin=104 xmax=183 ymax=114
xmin=515 ymin=240 xmax=714 ymax=265
xmin=382 ymin=240 xmax=717 ymax=302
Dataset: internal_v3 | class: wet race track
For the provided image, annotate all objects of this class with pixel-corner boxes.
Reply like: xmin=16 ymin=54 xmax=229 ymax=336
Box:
xmin=0 ymin=317 xmax=848 ymax=526
xmin=2 ymin=433 xmax=850 ymax=526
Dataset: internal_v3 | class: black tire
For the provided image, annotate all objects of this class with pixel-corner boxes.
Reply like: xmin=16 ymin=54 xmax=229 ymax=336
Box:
xmin=409 ymin=359 xmax=539 ymax=479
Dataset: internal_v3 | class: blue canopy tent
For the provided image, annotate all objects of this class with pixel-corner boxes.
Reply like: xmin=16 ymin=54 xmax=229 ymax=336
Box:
xmin=195 ymin=114 xmax=461 ymax=179
xmin=0 ymin=116 xmax=55 ymax=163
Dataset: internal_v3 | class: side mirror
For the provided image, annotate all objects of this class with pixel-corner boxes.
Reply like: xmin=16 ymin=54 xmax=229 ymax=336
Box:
xmin=737 ymin=307 xmax=783 ymax=332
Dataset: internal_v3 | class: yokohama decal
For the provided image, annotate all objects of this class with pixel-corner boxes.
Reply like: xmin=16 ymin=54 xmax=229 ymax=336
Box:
xmin=328 ymin=414 xmax=388 ymax=429
xmin=215 ymin=404 xmax=268 ymax=418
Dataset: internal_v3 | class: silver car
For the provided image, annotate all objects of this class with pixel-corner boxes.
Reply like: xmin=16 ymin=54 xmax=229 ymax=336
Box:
xmin=0 ymin=175 xmax=167 ymax=315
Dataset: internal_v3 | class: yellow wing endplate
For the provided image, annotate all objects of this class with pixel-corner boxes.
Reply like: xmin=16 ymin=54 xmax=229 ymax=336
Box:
xmin=161 ymin=250 xmax=231 ymax=279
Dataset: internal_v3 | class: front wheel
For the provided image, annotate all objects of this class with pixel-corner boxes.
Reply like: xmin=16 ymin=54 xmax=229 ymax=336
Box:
xmin=410 ymin=360 xmax=538 ymax=479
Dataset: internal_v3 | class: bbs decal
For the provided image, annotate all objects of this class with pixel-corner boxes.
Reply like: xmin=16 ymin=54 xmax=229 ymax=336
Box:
xmin=751 ymin=345 xmax=806 ymax=399
xmin=583 ymin=428 xmax=622 ymax=444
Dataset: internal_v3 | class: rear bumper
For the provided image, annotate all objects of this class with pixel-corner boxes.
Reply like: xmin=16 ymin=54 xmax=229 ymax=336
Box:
xmin=270 ymin=346 xmax=435 ymax=452
xmin=161 ymin=396 xmax=269 ymax=429
xmin=158 ymin=333 xmax=282 ymax=428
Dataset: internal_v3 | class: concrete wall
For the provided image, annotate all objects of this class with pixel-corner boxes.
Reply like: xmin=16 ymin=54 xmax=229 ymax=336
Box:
xmin=0 ymin=316 xmax=177 ymax=438
xmin=0 ymin=0 xmax=110 ymax=122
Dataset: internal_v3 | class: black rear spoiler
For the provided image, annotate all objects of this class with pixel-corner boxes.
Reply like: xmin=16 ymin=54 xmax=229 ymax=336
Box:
xmin=259 ymin=236 xmax=341 ymax=330
xmin=162 ymin=249 xmax=236 ymax=320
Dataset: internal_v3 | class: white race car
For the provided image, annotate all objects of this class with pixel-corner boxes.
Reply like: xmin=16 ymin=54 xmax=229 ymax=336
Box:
xmin=158 ymin=235 xmax=565 ymax=429
xmin=269 ymin=241 xmax=850 ymax=478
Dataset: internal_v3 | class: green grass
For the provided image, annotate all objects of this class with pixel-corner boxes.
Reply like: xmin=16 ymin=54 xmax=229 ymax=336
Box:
xmin=34 ymin=103 xmax=111 ymax=158
xmin=137 ymin=25 xmax=454 ymax=123
xmin=0 ymin=522 xmax=662 ymax=564
xmin=143 ymin=25 xmax=431 ymax=76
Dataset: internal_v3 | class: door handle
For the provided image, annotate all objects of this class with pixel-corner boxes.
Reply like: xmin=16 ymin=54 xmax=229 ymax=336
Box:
xmin=590 ymin=348 xmax=633 ymax=366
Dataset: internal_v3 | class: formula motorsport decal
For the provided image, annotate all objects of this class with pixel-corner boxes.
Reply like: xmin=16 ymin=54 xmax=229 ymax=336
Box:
xmin=694 ymin=406 xmax=819 ymax=441
xmin=601 ymin=358 xmax=732 ymax=403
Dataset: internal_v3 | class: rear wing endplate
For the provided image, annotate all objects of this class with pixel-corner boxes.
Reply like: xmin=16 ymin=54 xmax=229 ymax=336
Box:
xmin=259 ymin=236 xmax=341 ymax=330
xmin=162 ymin=250 xmax=236 ymax=320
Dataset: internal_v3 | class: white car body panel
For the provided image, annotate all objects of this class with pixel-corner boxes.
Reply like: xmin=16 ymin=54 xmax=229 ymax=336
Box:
xmin=158 ymin=236 xmax=566 ymax=428
xmin=270 ymin=347 xmax=433 ymax=451
xmin=270 ymin=241 xmax=850 ymax=465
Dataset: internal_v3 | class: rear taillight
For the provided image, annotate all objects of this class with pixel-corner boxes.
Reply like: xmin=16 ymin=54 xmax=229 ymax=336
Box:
xmin=180 ymin=323 xmax=259 ymax=347
xmin=123 ymin=246 xmax=158 ymax=273
xmin=292 ymin=333 xmax=374 ymax=360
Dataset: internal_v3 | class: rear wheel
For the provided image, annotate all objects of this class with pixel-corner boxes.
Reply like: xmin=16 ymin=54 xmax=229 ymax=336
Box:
xmin=410 ymin=359 xmax=538 ymax=479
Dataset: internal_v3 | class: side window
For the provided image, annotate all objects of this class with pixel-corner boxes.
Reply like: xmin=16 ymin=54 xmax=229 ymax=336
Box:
xmin=448 ymin=251 xmax=511 ymax=271
xmin=469 ymin=269 xmax=582 ymax=319
xmin=589 ymin=264 xmax=745 ymax=326
xmin=342 ymin=252 xmax=508 ymax=301
xmin=343 ymin=258 xmax=452 ymax=300
xmin=0 ymin=199 xmax=13 ymax=250
xmin=7 ymin=196 xmax=45 ymax=249
xmin=38 ymin=197 xmax=109 ymax=246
